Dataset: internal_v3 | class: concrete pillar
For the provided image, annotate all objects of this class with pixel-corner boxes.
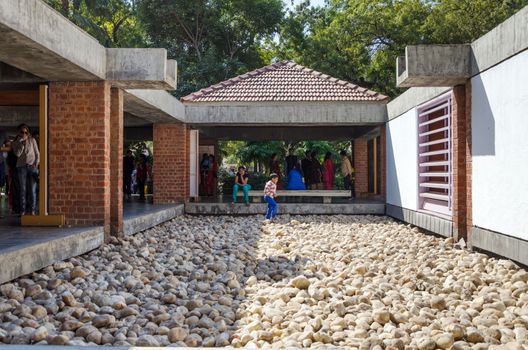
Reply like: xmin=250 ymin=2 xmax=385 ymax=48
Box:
xmin=379 ymin=126 xmax=386 ymax=198
xmin=452 ymin=84 xmax=470 ymax=243
xmin=354 ymin=138 xmax=369 ymax=196
xmin=465 ymin=82 xmax=473 ymax=244
xmin=48 ymin=82 xmax=111 ymax=236
xmin=110 ymin=88 xmax=123 ymax=238
xmin=153 ymin=123 xmax=189 ymax=204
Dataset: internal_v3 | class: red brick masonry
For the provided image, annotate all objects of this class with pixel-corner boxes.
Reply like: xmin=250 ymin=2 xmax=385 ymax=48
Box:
xmin=153 ymin=123 xmax=189 ymax=204
xmin=48 ymin=82 xmax=111 ymax=233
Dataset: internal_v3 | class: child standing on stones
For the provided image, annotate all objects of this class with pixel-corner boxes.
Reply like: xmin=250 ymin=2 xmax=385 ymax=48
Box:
xmin=264 ymin=173 xmax=279 ymax=221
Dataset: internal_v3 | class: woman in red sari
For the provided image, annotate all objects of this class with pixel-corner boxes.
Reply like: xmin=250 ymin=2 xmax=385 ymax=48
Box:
xmin=206 ymin=155 xmax=217 ymax=196
xmin=322 ymin=151 xmax=335 ymax=190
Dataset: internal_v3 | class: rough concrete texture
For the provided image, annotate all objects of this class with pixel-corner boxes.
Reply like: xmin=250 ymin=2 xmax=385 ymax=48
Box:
xmin=0 ymin=0 xmax=176 ymax=89
xmin=0 ymin=62 xmax=44 ymax=83
xmin=199 ymin=125 xmax=377 ymax=141
xmin=386 ymin=204 xmax=454 ymax=238
xmin=0 ymin=227 xmax=103 ymax=284
xmin=471 ymin=5 xmax=528 ymax=76
xmin=184 ymin=101 xmax=388 ymax=125
xmin=386 ymin=87 xmax=451 ymax=120
xmin=106 ymin=49 xmax=176 ymax=90
xmin=396 ymin=45 xmax=471 ymax=87
xmin=124 ymin=90 xmax=185 ymax=124
xmin=123 ymin=204 xmax=184 ymax=236
xmin=472 ymin=226 xmax=528 ymax=265
xmin=185 ymin=203 xmax=385 ymax=215
xmin=0 ymin=0 xmax=106 ymax=80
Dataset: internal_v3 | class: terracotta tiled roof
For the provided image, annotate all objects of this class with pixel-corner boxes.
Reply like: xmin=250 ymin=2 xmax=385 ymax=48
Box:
xmin=181 ymin=60 xmax=388 ymax=102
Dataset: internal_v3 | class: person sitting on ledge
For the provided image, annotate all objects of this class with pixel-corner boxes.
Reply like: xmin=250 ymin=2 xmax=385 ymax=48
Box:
xmin=232 ymin=166 xmax=251 ymax=205
xmin=286 ymin=162 xmax=306 ymax=190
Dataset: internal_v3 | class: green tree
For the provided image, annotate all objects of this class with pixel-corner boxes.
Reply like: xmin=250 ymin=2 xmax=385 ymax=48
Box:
xmin=272 ymin=0 xmax=528 ymax=97
xmin=139 ymin=0 xmax=284 ymax=97
xmin=45 ymin=0 xmax=146 ymax=48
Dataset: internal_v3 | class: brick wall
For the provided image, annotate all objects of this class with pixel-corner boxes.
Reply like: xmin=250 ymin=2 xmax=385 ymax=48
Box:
xmin=452 ymin=85 xmax=468 ymax=242
xmin=110 ymin=88 xmax=123 ymax=238
xmin=354 ymin=138 xmax=368 ymax=195
xmin=48 ymin=82 xmax=111 ymax=233
xmin=153 ymin=123 xmax=189 ymax=203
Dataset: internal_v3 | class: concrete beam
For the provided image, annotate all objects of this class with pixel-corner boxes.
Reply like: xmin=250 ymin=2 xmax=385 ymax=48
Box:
xmin=387 ymin=87 xmax=451 ymax=120
xmin=197 ymin=125 xmax=377 ymax=141
xmin=396 ymin=45 xmax=471 ymax=87
xmin=0 ymin=0 xmax=176 ymax=89
xmin=124 ymin=90 xmax=185 ymax=124
xmin=107 ymin=49 xmax=176 ymax=89
xmin=185 ymin=101 xmax=388 ymax=125
xmin=471 ymin=5 xmax=528 ymax=76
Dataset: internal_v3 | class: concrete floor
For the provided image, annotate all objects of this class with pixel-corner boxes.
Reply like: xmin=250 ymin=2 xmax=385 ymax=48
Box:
xmin=0 ymin=200 xmax=184 ymax=284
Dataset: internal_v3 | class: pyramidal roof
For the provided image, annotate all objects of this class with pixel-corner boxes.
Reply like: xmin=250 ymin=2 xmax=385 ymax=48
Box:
xmin=181 ymin=60 xmax=388 ymax=103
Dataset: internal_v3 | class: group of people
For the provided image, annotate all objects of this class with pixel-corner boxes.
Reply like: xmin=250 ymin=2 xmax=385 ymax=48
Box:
xmin=123 ymin=150 xmax=152 ymax=201
xmin=200 ymin=153 xmax=218 ymax=196
xmin=0 ymin=124 xmax=40 ymax=216
xmin=271 ymin=149 xmax=356 ymax=196
xmin=232 ymin=149 xmax=356 ymax=221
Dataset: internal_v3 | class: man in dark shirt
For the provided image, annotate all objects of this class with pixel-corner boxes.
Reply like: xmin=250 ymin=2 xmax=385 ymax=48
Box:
xmin=301 ymin=151 xmax=313 ymax=190
xmin=123 ymin=150 xmax=135 ymax=200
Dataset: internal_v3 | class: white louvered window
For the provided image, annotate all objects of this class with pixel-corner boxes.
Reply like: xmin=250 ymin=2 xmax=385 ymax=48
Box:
xmin=417 ymin=92 xmax=452 ymax=218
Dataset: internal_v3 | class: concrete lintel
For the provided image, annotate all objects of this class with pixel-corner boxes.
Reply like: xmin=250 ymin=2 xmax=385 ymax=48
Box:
xmin=185 ymin=102 xmax=387 ymax=125
xmin=124 ymin=89 xmax=185 ymax=124
xmin=396 ymin=45 xmax=472 ymax=87
xmin=387 ymin=87 xmax=451 ymax=120
xmin=197 ymin=125 xmax=377 ymax=141
xmin=107 ymin=49 xmax=176 ymax=90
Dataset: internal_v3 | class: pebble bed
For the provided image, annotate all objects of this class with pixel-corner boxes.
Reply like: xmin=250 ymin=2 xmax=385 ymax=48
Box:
xmin=0 ymin=215 xmax=527 ymax=349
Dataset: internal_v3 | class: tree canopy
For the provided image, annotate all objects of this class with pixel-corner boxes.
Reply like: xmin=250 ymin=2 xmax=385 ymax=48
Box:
xmin=45 ymin=0 xmax=528 ymax=98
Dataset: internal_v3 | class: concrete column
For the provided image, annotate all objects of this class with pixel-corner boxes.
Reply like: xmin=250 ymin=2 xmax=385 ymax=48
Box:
xmin=465 ymin=82 xmax=473 ymax=244
xmin=354 ymin=138 xmax=369 ymax=196
xmin=110 ymin=88 xmax=123 ymax=238
xmin=153 ymin=123 xmax=189 ymax=204
xmin=48 ymin=82 xmax=111 ymax=236
xmin=379 ymin=126 xmax=386 ymax=198
xmin=452 ymin=84 xmax=470 ymax=243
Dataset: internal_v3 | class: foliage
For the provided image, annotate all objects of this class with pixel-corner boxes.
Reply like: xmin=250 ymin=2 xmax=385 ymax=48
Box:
xmin=127 ymin=141 xmax=153 ymax=164
xmin=271 ymin=0 xmax=528 ymax=97
xmin=45 ymin=0 xmax=146 ymax=48
xmin=138 ymin=0 xmax=284 ymax=97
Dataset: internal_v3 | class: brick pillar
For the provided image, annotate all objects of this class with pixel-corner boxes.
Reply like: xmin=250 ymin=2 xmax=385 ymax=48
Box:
xmin=465 ymin=82 xmax=473 ymax=245
xmin=153 ymin=123 xmax=189 ymax=204
xmin=379 ymin=126 xmax=386 ymax=198
xmin=354 ymin=138 xmax=369 ymax=195
xmin=452 ymin=84 xmax=469 ymax=242
xmin=110 ymin=88 xmax=123 ymax=238
xmin=48 ymin=82 xmax=111 ymax=235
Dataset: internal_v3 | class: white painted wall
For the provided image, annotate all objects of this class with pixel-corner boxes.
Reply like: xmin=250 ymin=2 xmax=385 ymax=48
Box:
xmin=472 ymin=49 xmax=528 ymax=239
xmin=386 ymin=108 xmax=418 ymax=210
